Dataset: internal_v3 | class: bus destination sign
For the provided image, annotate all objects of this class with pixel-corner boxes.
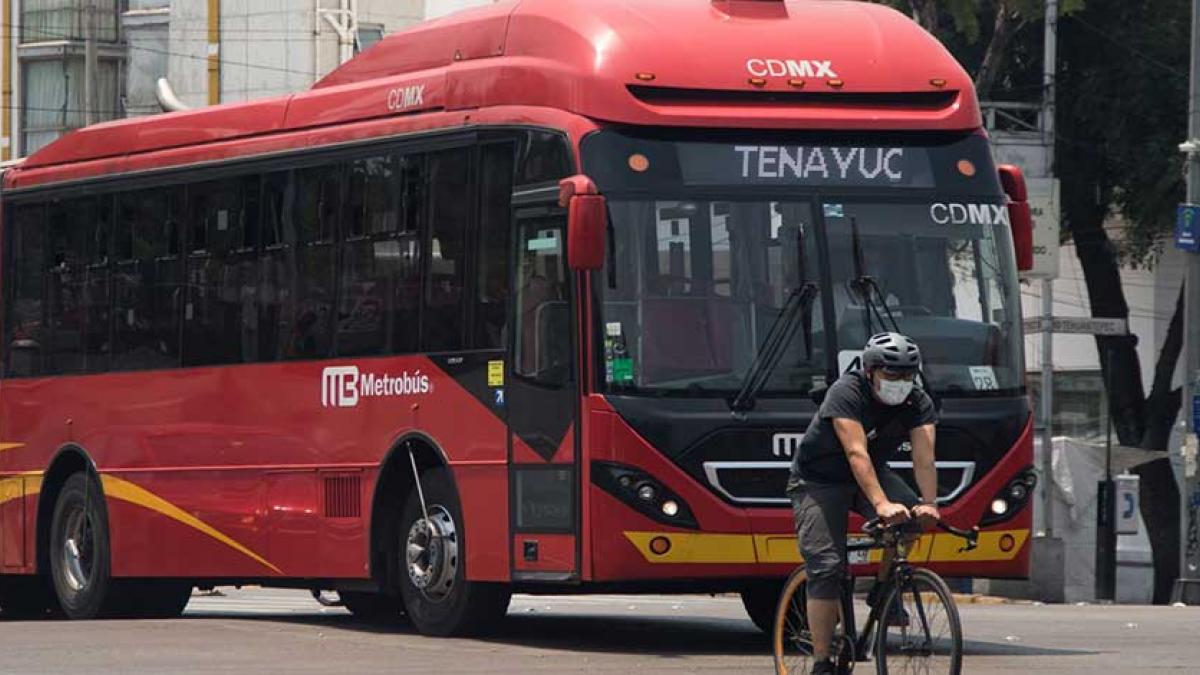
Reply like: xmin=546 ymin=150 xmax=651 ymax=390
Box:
xmin=678 ymin=144 xmax=936 ymax=188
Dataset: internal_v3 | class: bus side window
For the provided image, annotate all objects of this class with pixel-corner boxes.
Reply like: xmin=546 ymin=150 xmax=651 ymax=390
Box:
xmin=183 ymin=177 xmax=260 ymax=366
xmin=5 ymin=204 xmax=46 ymax=377
xmin=337 ymin=152 xmax=419 ymax=357
xmin=474 ymin=142 xmax=515 ymax=350
xmin=46 ymin=199 xmax=89 ymax=375
xmin=112 ymin=188 xmax=183 ymax=371
xmin=421 ymin=148 xmax=473 ymax=352
xmin=278 ymin=165 xmax=340 ymax=361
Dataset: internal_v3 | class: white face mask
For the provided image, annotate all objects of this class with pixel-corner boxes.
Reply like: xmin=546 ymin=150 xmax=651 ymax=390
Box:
xmin=876 ymin=378 xmax=914 ymax=406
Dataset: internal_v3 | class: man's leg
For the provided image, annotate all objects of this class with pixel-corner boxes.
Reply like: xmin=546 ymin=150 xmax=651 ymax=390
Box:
xmin=854 ymin=468 xmax=921 ymax=620
xmin=791 ymin=481 xmax=852 ymax=661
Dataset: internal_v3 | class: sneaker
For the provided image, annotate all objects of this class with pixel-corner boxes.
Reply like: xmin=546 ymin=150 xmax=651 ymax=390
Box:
xmin=811 ymin=660 xmax=836 ymax=675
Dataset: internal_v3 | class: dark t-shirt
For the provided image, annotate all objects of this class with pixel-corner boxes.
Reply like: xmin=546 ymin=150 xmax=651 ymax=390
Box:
xmin=789 ymin=370 xmax=938 ymax=486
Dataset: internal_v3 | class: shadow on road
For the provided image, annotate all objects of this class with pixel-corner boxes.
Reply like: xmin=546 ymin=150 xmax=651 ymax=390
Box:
xmin=176 ymin=610 xmax=1097 ymax=660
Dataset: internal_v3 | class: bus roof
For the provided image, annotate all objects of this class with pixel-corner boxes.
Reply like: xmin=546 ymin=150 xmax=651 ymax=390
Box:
xmin=19 ymin=0 xmax=978 ymax=172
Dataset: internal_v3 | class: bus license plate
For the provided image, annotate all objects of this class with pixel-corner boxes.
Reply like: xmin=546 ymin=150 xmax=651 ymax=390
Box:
xmin=847 ymin=535 xmax=871 ymax=565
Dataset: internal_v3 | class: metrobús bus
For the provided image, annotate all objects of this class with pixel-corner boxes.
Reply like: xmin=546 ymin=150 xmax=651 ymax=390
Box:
xmin=0 ymin=0 xmax=1037 ymax=635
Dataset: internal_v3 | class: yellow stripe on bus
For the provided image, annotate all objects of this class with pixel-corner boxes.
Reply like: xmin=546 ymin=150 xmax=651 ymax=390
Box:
xmin=0 ymin=472 xmax=43 ymax=507
xmin=99 ymin=475 xmax=282 ymax=575
xmin=0 ymin=442 xmax=26 ymax=453
xmin=624 ymin=529 xmax=1029 ymax=565
xmin=623 ymin=531 xmax=758 ymax=564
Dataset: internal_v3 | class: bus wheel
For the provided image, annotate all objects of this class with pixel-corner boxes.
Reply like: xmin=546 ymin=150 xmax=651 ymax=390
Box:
xmin=121 ymin=581 xmax=193 ymax=619
xmin=397 ymin=467 xmax=510 ymax=636
xmin=339 ymin=591 xmax=407 ymax=625
xmin=0 ymin=577 xmax=57 ymax=619
xmin=740 ymin=581 xmax=784 ymax=634
xmin=49 ymin=473 xmax=119 ymax=619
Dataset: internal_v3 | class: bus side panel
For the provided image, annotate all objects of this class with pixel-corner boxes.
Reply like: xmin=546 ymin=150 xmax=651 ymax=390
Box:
xmin=453 ymin=465 xmax=509 ymax=582
xmin=1 ymin=353 xmax=509 ymax=583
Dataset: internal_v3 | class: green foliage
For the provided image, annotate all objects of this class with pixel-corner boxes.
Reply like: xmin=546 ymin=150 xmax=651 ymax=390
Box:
xmin=1055 ymin=0 xmax=1190 ymax=265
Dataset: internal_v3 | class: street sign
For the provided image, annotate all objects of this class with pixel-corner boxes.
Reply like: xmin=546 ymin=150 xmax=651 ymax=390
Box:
xmin=1025 ymin=178 xmax=1062 ymax=278
xmin=1115 ymin=474 xmax=1139 ymax=535
xmin=1177 ymin=204 xmax=1200 ymax=252
xmin=1192 ymin=394 xmax=1200 ymax=435
xmin=1022 ymin=316 xmax=1129 ymax=336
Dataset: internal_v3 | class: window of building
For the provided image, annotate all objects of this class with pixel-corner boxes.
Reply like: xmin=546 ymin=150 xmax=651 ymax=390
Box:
xmin=21 ymin=0 xmax=121 ymax=43
xmin=21 ymin=57 xmax=121 ymax=155
xmin=355 ymin=23 xmax=385 ymax=53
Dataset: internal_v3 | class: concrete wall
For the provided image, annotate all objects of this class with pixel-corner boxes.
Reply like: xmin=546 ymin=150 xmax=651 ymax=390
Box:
xmin=164 ymin=0 xmax=423 ymax=108
xmin=423 ymin=0 xmax=496 ymax=21
xmin=123 ymin=3 xmax=171 ymax=117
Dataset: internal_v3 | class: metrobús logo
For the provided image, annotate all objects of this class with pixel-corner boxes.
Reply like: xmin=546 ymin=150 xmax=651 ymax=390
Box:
xmin=746 ymin=59 xmax=838 ymax=79
xmin=321 ymin=365 xmax=432 ymax=408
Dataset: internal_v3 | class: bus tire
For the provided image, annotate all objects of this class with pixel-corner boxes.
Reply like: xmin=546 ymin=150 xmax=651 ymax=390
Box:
xmin=0 ymin=577 xmax=57 ymax=619
xmin=740 ymin=581 xmax=784 ymax=634
xmin=397 ymin=467 xmax=510 ymax=636
xmin=48 ymin=472 xmax=120 ymax=619
xmin=340 ymin=591 xmax=407 ymax=624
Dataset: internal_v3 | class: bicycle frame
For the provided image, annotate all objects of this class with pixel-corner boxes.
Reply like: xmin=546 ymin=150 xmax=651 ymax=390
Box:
xmin=839 ymin=522 xmax=970 ymax=663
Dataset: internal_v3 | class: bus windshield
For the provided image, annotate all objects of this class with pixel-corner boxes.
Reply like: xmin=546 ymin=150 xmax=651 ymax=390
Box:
xmin=598 ymin=197 xmax=1022 ymax=398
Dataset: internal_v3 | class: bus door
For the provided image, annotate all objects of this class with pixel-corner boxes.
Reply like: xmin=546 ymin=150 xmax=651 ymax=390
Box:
xmin=506 ymin=194 xmax=580 ymax=581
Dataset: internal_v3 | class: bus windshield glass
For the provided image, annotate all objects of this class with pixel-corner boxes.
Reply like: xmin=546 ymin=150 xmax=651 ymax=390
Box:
xmin=583 ymin=130 xmax=1023 ymax=399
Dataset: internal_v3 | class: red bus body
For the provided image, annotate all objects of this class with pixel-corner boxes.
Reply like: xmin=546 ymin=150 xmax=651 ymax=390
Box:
xmin=1 ymin=0 xmax=1031 ymax=618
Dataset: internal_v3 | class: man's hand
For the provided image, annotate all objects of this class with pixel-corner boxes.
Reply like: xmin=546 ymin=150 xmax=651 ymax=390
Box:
xmin=875 ymin=501 xmax=910 ymax=525
xmin=912 ymin=503 xmax=940 ymax=529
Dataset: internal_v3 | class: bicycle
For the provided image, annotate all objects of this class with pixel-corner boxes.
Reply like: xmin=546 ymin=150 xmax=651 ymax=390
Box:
xmin=772 ymin=518 xmax=979 ymax=675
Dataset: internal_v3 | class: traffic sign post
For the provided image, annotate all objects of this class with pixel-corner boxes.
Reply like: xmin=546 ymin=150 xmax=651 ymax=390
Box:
xmin=1177 ymin=204 xmax=1200 ymax=252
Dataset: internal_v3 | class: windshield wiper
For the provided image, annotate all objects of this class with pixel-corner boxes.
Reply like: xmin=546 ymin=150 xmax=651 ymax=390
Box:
xmin=729 ymin=282 xmax=819 ymax=415
xmin=848 ymin=215 xmax=902 ymax=336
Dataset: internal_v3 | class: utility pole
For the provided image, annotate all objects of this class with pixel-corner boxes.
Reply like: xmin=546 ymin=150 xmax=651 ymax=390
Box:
xmin=83 ymin=0 xmax=97 ymax=126
xmin=1172 ymin=0 xmax=1200 ymax=607
xmin=1040 ymin=0 xmax=1057 ymax=538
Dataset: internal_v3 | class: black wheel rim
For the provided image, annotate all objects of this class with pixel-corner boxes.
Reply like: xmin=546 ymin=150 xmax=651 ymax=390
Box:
xmin=876 ymin=576 xmax=957 ymax=674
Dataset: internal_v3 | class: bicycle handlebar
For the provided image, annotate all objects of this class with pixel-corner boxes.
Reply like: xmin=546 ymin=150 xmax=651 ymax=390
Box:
xmin=862 ymin=517 xmax=980 ymax=552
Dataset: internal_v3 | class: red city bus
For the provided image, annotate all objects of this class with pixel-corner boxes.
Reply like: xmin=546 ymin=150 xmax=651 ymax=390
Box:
xmin=0 ymin=0 xmax=1036 ymax=634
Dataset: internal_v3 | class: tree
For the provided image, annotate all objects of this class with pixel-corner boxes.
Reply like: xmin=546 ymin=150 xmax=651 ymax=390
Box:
xmin=872 ymin=1 xmax=1082 ymax=99
xmin=1055 ymin=0 xmax=1191 ymax=604
xmin=874 ymin=0 xmax=1190 ymax=603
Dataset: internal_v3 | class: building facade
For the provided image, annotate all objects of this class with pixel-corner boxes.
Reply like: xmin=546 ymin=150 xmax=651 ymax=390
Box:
xmin=1 ymin=0 xmax=501 ymax=160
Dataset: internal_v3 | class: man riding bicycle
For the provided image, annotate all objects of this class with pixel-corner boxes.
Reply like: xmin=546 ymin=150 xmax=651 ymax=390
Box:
xmin=786 ymin=332 xmax=940 ymax=675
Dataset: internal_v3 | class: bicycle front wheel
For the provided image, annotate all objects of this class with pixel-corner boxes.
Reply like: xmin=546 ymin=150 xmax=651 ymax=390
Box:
xmin=773 ymin=566 xmax=854 ymax=675
xmin=874 ymin=567 xmax=962 ymax=675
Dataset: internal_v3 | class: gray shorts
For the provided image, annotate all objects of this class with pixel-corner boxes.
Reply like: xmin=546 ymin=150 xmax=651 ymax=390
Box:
xmin=787 ymin=469 xmax=919 ymax=600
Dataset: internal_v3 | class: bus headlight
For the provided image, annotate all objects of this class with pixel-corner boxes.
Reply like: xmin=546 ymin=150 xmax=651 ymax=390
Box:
xmin=592 ymin=462 xmax=698 ymax=529
xmin=637 ymin=484 xmax=657 ymax=502
xmin=980 ymin=466 xmax=1037 ymax=527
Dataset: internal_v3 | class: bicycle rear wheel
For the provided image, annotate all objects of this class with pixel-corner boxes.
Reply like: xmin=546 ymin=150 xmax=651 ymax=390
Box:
xmin=873 ymin=568 xmax=962 ymax=675
xmin=772 ymin=566 xmax=854 ymax=675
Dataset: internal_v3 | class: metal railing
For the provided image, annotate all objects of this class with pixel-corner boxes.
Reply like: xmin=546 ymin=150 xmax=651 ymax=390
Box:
xmin=980 ymin=101 xmax=1045 ymax=135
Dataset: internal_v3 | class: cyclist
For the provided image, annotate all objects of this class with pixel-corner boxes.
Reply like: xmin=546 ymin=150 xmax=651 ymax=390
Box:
xmin=786 ymin=332 xmax=941 ymax=674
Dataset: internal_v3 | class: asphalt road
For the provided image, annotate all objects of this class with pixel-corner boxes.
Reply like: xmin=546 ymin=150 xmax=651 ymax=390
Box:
xmin=1 ymin=588 xmax=1197 ymax=673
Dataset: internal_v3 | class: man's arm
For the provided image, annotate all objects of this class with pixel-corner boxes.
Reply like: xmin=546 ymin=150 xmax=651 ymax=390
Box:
xmin=833 ymin=418 xmax=909 ymax=523
xmin=910 ymin=423 xmax=940 ymax=524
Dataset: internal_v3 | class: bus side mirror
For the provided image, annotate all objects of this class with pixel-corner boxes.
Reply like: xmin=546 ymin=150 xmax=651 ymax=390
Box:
xmin=559 ymin=175 xmax=607 ymax=271
xmin=998 ymin=164 xmax=1034 ymax=272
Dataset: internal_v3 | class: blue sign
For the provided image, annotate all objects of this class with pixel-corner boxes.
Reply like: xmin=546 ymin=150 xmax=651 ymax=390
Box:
xmin=1177 ymin=204 xmax=1200 ymax=252
xmin=1193 ymin=394 xmax=1200 ymax=434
